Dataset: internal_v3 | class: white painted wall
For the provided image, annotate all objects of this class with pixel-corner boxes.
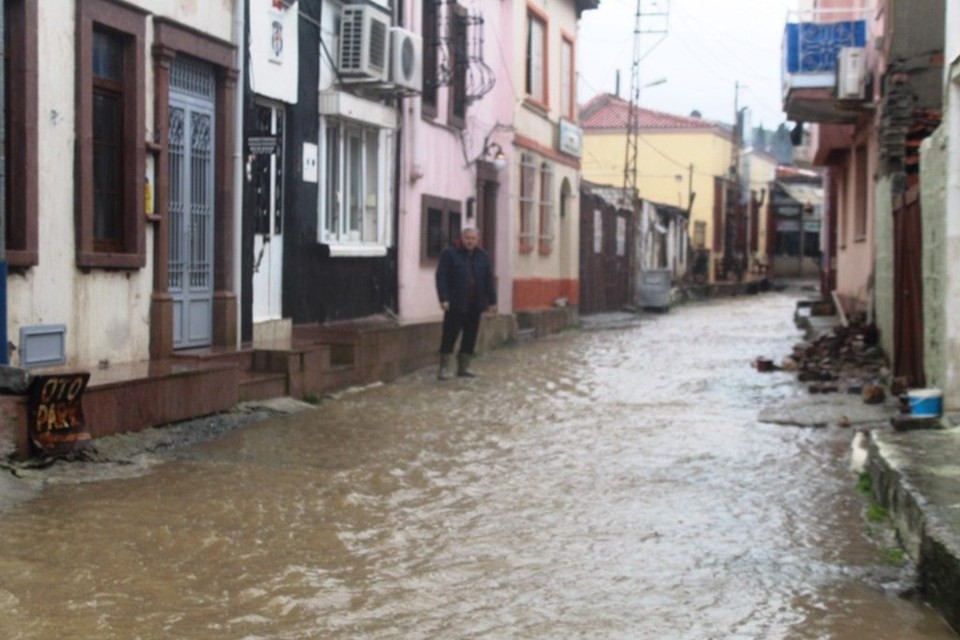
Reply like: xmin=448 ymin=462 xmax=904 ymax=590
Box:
xmin=940 ymin=0 xmax=960 ymax=406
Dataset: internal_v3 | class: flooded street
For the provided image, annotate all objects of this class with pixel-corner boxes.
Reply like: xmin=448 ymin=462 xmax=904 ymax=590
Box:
xmin=0 ymin=292 xmax=954 ymax=639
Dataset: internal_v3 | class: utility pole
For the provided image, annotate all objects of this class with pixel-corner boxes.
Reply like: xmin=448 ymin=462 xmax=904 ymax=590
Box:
xmin=725 ymin=80 xmax=745 ymax=281
xmin=622 ymin=0 xmax=669 ymax=207
xmin=1 ymin=0 xmax=7 ymax=365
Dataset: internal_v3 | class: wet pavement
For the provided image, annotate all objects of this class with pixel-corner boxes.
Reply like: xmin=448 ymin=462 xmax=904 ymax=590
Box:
xmin=0 ymin=292 xmax=955 ymax=639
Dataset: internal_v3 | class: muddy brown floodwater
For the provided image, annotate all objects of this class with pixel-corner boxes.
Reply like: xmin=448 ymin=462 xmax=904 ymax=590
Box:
xmin=0 ymin=292 xmax=955 ymax=639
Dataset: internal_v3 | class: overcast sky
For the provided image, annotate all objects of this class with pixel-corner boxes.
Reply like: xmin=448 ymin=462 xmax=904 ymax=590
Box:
xmin=578 ymin=0 xmax=799 ymax=130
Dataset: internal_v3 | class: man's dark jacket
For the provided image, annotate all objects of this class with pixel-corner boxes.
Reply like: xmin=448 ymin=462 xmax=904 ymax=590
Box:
xmin=436 ymin=242 xmax=497 ymax=313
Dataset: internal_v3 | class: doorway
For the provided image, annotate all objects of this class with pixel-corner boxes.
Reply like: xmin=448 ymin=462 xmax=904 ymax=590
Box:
xmin=169 ymin=57 xmax=216 ymax=349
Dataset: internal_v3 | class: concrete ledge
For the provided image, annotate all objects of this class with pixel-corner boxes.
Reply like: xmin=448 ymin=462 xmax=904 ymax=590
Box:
xmin=868 ymin=428 xmax=960 ymax=632
xmin=515 ymin=307 xmax=579 ymax=338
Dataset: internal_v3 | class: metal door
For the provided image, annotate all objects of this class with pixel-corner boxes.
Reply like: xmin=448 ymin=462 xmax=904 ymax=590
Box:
xmin=169 ymin=57 xmax=216 ymax=349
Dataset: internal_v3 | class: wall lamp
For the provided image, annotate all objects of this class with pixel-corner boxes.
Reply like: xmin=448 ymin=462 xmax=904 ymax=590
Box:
xmin=483 ymin=142 xmax=508 ymax=171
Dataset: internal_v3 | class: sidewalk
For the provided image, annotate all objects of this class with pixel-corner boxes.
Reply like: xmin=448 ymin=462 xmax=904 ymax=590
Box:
xmin=868 ymin=419 xmax=960 ymax=632
xmin=783 ymin=294 xmax=960 ymax=632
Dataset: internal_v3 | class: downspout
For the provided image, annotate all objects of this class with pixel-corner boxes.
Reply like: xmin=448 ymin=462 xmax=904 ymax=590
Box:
xmin=391 ymin=0 xmax=403 ymax=316
xmin=233 ymin=0 xmax=245 ymax=347
xmin=0 ymin=0 xmax=7 ymax=365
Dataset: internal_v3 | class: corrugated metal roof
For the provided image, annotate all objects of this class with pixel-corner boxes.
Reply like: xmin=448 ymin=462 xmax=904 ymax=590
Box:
xmin=580 ymin=93 xmax=729 ymax=133
xmin=779 ymin=182 xmax=824 ymax=209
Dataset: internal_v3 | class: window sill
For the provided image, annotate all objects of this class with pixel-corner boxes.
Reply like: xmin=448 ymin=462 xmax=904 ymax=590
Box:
xmin=325 ymin=243 xmax=389 ymax=258
xmin=854 ymin=235 xmax=867 ymax=244
xmin=523 ymin=98 xmax=550 ymax=117
xmin=77 ymin=251 xmax=146 ymax=270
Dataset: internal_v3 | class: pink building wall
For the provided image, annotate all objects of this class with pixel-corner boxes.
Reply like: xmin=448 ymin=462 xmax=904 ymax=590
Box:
xmin=804 ymin=0 xmax=886 ymax=314
xmin=397 ymin=0 xmax=516 ymax=322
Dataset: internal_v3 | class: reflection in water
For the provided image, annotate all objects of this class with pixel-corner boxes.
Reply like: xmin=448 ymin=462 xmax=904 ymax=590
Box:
xmin=0 ymin=293 xmax=953 ymax=639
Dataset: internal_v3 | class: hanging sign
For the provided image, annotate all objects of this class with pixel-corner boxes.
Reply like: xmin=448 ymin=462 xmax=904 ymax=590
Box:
xmin=27 ymin=373 xmax=91 ymax=456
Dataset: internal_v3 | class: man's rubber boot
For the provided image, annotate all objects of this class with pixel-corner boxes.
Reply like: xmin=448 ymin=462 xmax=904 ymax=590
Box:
xmin=438 ymin=354 xmax=452 ymax=381
xmin=457 ymin=353 xmax=477 ymax=378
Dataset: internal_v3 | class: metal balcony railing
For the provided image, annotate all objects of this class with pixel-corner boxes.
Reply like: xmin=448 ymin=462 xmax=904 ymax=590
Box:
xmin=782 ymin=6 xmax=875 ymax=98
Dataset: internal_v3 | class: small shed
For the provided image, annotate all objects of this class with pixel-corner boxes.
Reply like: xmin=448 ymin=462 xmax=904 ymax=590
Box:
xmin=579 ymin=182 xmax=635 ymax=315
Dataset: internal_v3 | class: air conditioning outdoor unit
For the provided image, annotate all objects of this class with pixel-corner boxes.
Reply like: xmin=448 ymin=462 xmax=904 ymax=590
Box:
xmin=338 ymin=5 xmax=391 ymax=83
xmin=836 ymin=47 xmax=867 ymax=101
xmin=390 ymin=27 xmax=423 ymax=93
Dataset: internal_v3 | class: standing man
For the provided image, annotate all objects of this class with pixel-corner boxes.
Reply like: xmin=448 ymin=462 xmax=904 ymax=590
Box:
xmin=435 ymin=227 xmax=497 ymax=380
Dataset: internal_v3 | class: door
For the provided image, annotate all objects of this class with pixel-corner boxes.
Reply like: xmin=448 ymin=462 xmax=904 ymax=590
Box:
xmin=169 ymin=57 xmax=216 ymax=349
xmin=251 ymin=103 xmax=285 ymax=324
xmin=893 ymin=187 xmax=925 ymax=387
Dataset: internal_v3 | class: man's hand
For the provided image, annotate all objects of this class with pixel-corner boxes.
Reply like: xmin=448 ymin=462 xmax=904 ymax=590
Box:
xmin=441 ymin=302 xmax=450 ymax=312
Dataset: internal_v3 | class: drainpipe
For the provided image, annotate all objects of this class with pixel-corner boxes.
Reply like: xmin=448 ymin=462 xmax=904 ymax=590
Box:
xmin=233 ymin=0 xmax=246 ymax=347
xmin=0 ymin=0 xmax=8 ymax=365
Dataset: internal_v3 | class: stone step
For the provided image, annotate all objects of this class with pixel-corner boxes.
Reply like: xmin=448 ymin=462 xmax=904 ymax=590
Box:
xmin=238 ymin=371 xmax=288 ymax=403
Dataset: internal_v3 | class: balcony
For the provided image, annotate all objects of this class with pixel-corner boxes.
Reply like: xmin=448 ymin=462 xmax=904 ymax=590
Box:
xmin=782 ymin=7 xmax=874 ymax=124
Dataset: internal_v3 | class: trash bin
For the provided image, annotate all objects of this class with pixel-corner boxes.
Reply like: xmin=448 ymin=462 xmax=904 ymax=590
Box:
xmin=638 ymin=269 xmax=672 ymax=310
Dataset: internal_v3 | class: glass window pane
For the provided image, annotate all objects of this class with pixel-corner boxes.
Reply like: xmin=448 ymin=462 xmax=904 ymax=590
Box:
xmin=325 ymin=124 xmax=340 ymax=238
xmin=93 ymin=29 xmax=123 ymax=82
xmin=347 ymin=129 xmax=363 ymax=238
xmin=363 ymin=129 xmax=379 ymax=243
xmin=93 ymin=91 xmax=121 ymax=242
xmin=426 ymin=207 xmax=443 ymax=258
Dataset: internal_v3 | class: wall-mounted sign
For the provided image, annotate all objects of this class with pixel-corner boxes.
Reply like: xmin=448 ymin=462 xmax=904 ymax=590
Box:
xmin=270 ymin=12 xmax=285 ymax=64
xmin=249 ymin=1 xmax=299 ymax=103
xmin=247 ymin=135 xmax=280 ymax=155
xmin=302 ymin=142 xmax=318 ymax=183
xmin=27 ymin=373 xmax=91 ymax=457
xmin=559 ymin=119 xmax=583 ymax=158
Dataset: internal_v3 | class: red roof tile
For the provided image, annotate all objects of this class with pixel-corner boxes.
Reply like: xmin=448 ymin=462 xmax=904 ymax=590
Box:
xmin=580 ymin=93 xmax=728 ymax=133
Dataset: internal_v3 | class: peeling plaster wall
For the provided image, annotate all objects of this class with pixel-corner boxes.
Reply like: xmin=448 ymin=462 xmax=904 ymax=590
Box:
xmin=873 ymin=174 xmax=894 ymax=360
xmin=919 ymin=128 xmax=948 ymax=397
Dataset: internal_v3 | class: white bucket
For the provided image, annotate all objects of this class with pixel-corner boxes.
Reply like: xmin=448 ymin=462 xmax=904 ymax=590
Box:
xmin=907 ymin=388 xmax=943 ymax=418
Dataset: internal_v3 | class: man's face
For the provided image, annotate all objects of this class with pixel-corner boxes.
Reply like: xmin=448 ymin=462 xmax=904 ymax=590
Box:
xmin=461 ymin=229 xmax=479 ymax=251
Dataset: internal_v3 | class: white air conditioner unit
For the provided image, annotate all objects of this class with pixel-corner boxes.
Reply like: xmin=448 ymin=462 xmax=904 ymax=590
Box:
xmin=390 ymin=27 xmax=423 ymax=93
xmin=836 ymin=47 xmax=867 ymax=101
xmin=338 ymin=5 xmax=391 ymax=83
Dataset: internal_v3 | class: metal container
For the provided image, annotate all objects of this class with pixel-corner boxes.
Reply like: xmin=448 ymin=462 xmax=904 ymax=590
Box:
xmin=638 ymin=269 xmax=672 ymax=310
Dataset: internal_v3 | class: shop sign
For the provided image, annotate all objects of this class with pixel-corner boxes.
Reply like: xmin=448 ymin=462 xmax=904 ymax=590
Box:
xmin=27 ymin=373 xmax=91 ymax=456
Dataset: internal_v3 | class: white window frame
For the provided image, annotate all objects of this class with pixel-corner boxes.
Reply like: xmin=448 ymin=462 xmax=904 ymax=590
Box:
xmin=538 ymin=161 xmax=555 ymax=254
xmin=560 ymin=37 xmax=573 ymax=120
xmin=526 ymin=12 xmax=546 ymax=104
xmin=318 ymin=116 xmax=394 ymax=257
xmin=519 ymin=152 xmax=538 ymax=252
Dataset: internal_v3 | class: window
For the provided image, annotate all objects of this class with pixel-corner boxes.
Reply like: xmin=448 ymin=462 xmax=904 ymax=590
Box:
xmin=854 ymin=145 xmax=868 ymax=240
xmin=321 ymin=119 xmax=392 ymax=251
xmin=449 ymin=3 xmax=468 ymax=127
xmin=519 ymin=153 xmax=537 ymax=252
xmin=694 ymin=221 xmax=706 ymax=249
xmin=525 ymin=9 xmax=547 ymax=106
xmin=560 ymin=36 xmax=574 ymax=120
xmin=421 ymin=0 xmax=438 ymax=117
xmin=76 ymin=0 xmax=146 ymax=268
xmin=4 ymin=0 xmax=38 ymax=267
xmin=538 ymin=161 xmax=554 ymax=254
xmin=421 ymin=195 xmax=461 ymax=261
xmin=593 ymin=210 xmax=603 ymax=254
xmin=616 ymin=216 xmax=627 ymax=257
xmin=92 ymin=29 xmax=125 ymax=251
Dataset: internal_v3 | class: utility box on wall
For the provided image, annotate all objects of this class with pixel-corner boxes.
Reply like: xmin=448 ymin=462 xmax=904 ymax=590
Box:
xmin=19 ymin=325 xmax=67 ymax=369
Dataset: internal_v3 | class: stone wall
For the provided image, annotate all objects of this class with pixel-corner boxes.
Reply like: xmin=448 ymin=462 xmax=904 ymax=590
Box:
xmin=920 ymin=126 xmax=949 ymax=396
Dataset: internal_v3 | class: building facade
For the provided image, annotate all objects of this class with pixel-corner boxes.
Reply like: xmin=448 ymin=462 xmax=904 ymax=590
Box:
xmin=5 ymin=0 xmax=241 ymax=368
xmin=396 ymin=0 xmax=513 ymax=322
xmin=509 ymin=0 xmax=597 ymax=311
xmin=581 ymin=94 xmax=734 ymax=283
